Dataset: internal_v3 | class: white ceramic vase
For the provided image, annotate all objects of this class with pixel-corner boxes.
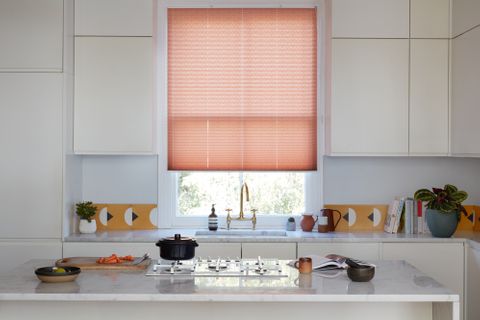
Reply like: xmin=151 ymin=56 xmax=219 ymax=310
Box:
xmin=79 ymin=219 xmax=97 ymax=234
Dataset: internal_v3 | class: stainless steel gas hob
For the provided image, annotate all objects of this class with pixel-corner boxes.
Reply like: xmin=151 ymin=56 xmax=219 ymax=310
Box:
xmin=145 ymin=257 xmax=289 ymax=278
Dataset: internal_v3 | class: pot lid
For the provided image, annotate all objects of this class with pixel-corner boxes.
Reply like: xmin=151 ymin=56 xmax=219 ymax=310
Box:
xmin=157 ymin=234 xmax=197 ymax=245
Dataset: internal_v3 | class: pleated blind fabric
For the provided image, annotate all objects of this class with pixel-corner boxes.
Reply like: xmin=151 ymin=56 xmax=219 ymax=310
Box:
xmin=168 ymin=8 xmax=317 ymax=171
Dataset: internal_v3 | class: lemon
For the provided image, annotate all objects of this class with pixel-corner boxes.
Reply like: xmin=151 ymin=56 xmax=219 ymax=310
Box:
xmin=53 ymin=267 xmax=66 ymax=273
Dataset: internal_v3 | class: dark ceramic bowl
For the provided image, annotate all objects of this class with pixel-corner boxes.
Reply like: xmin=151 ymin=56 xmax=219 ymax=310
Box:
xmin=35 ymin=266 xmax=81 ymax=283
xmin=347 ymin=265 xmax=375 ymax=282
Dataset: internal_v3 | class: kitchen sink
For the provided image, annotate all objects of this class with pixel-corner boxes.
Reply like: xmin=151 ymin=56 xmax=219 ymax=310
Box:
xmin=195 ymin=230 xmax=288 ymax=237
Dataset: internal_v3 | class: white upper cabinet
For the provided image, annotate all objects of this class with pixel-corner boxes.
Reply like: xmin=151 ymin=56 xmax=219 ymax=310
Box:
xmin=452 ymin=0 xmax=480 ymax=37
xmin=75 ymin=0 xmax=153 ymax=36
xmin=332 ymin=0 xmax=409 ymax=38
xmin=330 ymin=39 xmax=409 ymax=155
xmin=410 ymin=0 xmax=450 ymax=38
xmin=409 ymin=40 xmax=449 ymax=155
xmin=452 ymin=27 xmax=480 ymax=155
xmin=74 ymin=37 xmax=154 ymax=154
xmin=0 ymin=0 xmax=63 ymax=71
xmin=0 ymin=74 xmax=62 ymax=238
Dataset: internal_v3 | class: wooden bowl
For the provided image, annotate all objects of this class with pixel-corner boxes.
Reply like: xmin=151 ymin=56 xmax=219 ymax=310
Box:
xmin=35 ymin=266 xmax=81 ymax=283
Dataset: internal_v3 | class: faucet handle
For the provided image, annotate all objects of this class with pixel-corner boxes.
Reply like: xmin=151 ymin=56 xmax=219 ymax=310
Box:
xmin=226 ymin=208 xmax=232 ymax=230
xmin=251 ymin=209 xmax=257 ymax=230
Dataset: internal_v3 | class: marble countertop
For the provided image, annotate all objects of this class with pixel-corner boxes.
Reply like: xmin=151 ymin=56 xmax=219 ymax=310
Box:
xmin=0 ymin=259 xmax=458 ymax=303
xmin=64 ymin=229 xmax=480 ymax=246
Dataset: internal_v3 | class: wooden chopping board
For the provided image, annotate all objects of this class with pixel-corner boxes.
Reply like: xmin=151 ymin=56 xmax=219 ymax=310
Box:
xmin=55 ymin=257 xmax=151 ymax=270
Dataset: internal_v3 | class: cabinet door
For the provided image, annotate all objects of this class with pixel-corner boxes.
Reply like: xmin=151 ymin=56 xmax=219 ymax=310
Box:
xmin=452 ymin=27 xmax=480 ymax=156
xmin=196 ymin=243 xmax=242 ymax=259
xmin=330 ymin=39 xmax=409 ymax=155
xmin=0 ymin=74 xmax=62 ymax=238
xmin=297 ymin=243 xmax=380 ymax=261
xmin=0 ymin=0 xmax=63 ymax=71
xmin=332 ymin=0 xmax=409 ymax=38
xmin=74 ymin=37 xmax=154 ymax=154
xmin=75 ymin=0 xmax=153 ymax=36
xmin=383 ymin=243 xmax=464 ymax=319
xmin=242 ymin=243 xmax=296 ymax=260
xmin=466 ymin=245 xmax=480 ymax=320
xmin=410 ymin=0 xmax=450 ymax=38
xmin=63 ymin=242 xmax=159 ymax=259
xmin=0 ymin=241 xmax=62 ymax=274
xmin=409 ymin=39 xmax=449 ymax=154
xmin=452 ymin=0 xmax=480 ymax=37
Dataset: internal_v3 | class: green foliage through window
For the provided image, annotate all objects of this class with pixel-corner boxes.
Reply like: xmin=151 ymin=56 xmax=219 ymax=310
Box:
xmin=178 ymin=172 xmax=305 ymax=216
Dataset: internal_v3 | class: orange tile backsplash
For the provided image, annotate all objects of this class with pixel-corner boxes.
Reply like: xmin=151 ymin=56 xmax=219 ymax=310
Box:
xmin=323 ymin=205 xmax=388 ymax=232
xmin=89 ymin=203 xmax=479 ymax=233
xmin=324 ymin=204 xmax=479 ymax=234
xmin=92 ymin=204 xmax=158 ymax=230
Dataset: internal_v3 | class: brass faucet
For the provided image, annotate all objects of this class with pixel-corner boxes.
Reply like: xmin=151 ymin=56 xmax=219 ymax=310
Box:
xmin=226 ymin=182 xmax=257 ymax=230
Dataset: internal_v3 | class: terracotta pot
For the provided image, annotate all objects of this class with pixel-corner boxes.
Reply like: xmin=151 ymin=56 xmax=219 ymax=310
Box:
xmin=300 ymin=214 xmax=318 ymax=232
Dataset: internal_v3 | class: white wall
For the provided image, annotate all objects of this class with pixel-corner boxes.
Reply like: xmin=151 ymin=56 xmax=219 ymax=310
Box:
xmin=81 ymin=156 xmax=480 ymax=206
xmin=324 ymin=157 xmax=480 ymax=204
xmin=82 ymin=156 xmax=158 ymax=203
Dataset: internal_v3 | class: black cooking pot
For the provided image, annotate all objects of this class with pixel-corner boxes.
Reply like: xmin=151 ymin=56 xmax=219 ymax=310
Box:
xmin=156 ymin=234 xmax=199 ymax=260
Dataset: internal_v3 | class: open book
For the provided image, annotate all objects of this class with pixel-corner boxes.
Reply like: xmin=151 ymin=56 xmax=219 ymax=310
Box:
xmin=289 ymin=254 xmax=348 ymax=271
xmin=310 ymin=254 xmax=348 ymax=270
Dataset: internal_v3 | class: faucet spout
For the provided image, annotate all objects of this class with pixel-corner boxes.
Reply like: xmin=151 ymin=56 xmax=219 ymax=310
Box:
xmin=239 ymin=182 xmax=249 ymax=219
xmin=227 ymin=182 xmax=256 ymax=230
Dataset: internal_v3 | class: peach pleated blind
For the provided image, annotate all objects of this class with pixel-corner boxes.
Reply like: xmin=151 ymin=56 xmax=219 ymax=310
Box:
xmin=168 ymin=8 xmax=317 ymax=171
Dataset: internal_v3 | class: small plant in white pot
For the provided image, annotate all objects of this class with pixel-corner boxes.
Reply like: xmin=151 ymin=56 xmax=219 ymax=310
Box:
xmin=76 ymin=201 xmax=97 ymax=234
xmin=414 ymin=184 xmax=468 ymax=238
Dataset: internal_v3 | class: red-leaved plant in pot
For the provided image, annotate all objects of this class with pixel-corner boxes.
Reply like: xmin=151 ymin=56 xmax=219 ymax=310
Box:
xmin=414 ymin=185 xmax=468 ymax=238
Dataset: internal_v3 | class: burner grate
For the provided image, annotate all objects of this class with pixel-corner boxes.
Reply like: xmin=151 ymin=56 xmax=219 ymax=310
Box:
xmin=145 ymin=256 xmax=288 ymax=277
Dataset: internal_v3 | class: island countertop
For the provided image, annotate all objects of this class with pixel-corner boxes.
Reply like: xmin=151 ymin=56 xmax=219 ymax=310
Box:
xmin=0 ymin=259 xmax=458 ymax=303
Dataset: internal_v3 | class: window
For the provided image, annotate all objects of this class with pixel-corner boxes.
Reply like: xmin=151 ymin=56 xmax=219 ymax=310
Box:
xmin=178 ymin=172 xmax=305 ymax=216
xmin=157 ymin=2 xmax=324 ymax=227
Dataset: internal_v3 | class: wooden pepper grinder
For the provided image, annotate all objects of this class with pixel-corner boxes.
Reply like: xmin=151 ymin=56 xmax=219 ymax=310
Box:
xmin=208 ymin=204 xmax=218 ymax=231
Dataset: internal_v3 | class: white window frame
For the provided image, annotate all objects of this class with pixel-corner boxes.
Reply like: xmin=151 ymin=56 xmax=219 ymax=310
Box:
xmin=156 ymin=0 xmax=327 ymax=228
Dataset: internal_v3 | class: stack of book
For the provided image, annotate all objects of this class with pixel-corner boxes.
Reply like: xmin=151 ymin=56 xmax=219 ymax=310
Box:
xmin=384 ymin=197 xmax=430 ymax=234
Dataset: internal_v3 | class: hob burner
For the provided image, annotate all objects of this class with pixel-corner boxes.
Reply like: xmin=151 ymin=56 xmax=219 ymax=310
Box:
xmin=146 ymin=256 xmax=288 ymax=278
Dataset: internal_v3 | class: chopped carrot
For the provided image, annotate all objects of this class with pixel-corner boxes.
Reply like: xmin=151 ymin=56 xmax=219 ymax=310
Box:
xmin=96 ymin=254 xmax=134 ymax=264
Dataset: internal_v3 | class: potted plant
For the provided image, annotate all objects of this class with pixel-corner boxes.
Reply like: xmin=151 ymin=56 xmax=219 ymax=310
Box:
xmin=414 ymin=184 xmax=468 ymax=238
xmin=76 ymin=201 xmax=97 ymax=234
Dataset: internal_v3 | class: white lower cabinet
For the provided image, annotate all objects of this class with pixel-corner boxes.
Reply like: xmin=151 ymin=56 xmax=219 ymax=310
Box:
xmin=0 ymin=241 xmax=62 ymax=274
xmin=242 ymin=243 xmax=296 ymax=260
xmin=63 ymin=242 xmax=159 ymax=259
xmin=196 ymin=242 xmax=241 ymax=259
xmin=466 ymin=244 xmax=480 ymax=320
xmin=382 ymin=243 xmax=465 ymax=319
xmin=297 ymin=243 xmax=380 ymax=261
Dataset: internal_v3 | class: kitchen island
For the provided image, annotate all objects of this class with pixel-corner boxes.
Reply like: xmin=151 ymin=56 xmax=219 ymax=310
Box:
xmin=0 ymin=260 xmax=459 ymax=320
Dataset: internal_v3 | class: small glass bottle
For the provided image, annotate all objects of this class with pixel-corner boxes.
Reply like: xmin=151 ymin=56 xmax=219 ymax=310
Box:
xmin=208 ymin=204 xmax=218 ymax=231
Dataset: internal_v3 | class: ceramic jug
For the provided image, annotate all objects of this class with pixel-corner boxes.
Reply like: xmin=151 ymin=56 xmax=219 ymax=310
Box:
xmin=320 ymin=209 xmax=342 ymax=232
xmin=300 ymin=214 xmax=318 ymax=232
